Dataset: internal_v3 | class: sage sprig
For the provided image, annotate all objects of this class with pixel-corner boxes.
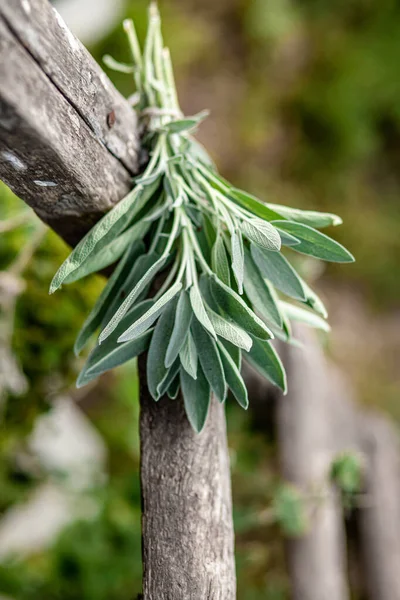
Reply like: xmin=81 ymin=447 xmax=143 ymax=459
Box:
xmin=50 ymin=3 xmax=354 ymax=432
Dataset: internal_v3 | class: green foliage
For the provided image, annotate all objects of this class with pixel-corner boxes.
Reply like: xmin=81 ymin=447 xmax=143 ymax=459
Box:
xmin=51 ymin=5 xmax=353 ymax=432
xmin=331 ymin=451 xmax=363 ymax=510
xmin=272 ymin=484 xmax=308 ymax=538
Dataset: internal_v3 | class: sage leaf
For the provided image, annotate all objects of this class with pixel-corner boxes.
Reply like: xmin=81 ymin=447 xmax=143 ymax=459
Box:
xmin=118 ymin=281 xmax=182 ymax=342
xmin=251 ymin=244 xmax=306 ymax=301
xmin=167 ymin=375 xmax=180 ymax=399
xmin=243 ymin=247 xmax=283 ymax=329
xmin=76 ymin=300 xmax=153 ymax=387
xmin=165 ymin=290 xmax=193 ymax=368
xmin=273 ymin=221 xmax=355 ymax=263
xmin=231 ymin=231 xmax=244 ymax=293
xmin=229 ymin=188 xmax=284 ymax=221
xmin=300 ymin=280 xmax=328 ymax=318
xmin=267 ymin=204 xmax=342 ymax=228
xmin=147 ymin=300 xmax=178 ymax=400
xmin=191 ymin=319 xmax=226 ymax=402
xmin=217 ymin=341 xmax=248 ymax=409
xmin=278 ymin=230 xmax=300 ymax=247
xmin=205 ymin=306 xmax=252 ymax=352
xmin=64 ymin=219 xmax=150 ymax=285
xmin=280 ymin=301 xmax=330 ymax=332
xmin=211 ymin=237 xmax=231 ymax=286
xmin=189 ymin=284 xmax=216 ymax=339
xmin=221 ymin=339 xmax=242 ymax=370
xmin=74 ymin=241 xmax=144 ymax=355
xmin=162 ymin=110 xmax=209 ymax=134
xmin=179 ymin=331 xmax=198 ymax=379
xmin=242 ymin=219 xmax=281 ymax=252
xmin=210 ymin=275 xmax=273 ymax=340
xmin=99 ymin=253 xmax=167 ymax=342
xmin=157 ymin=359 xmax=181 ymax=397
xmin=245 ymin=338 xmax=287 ymax=393
xmin=180 ymin=365 xmax=211 ymax=433
xmin=50 ymin=178 xmax=160 ymax=293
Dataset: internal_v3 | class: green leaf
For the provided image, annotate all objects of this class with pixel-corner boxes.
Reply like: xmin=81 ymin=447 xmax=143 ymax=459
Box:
xmin=189 ymin=285 xmax=216 ymax=338
xmin=211 ymin=236 xmax=231 ymax=286
xmin=278 ymin=230 xmax=300 ymax=247
xmin=50 ymin=179 xmax=160 ymax=293
xmin=157 ymin=359 xmax=181 ymax=397
xmin=217 ymin=341 xmax=248 ymax=409
xmin=229 ymin=188 xmax=284 ymax=221
xmin=74 ymin=241 xmax=144 ymax=355
xmin=210 ymin=275 xmax=273 ymax=340
xmin=221 ymin=339 xmax=242 ymax=370
xmin=167 ymin=375 xmax=180 ymax=399
xmin=180 ymin=365 xmax=211 ymax=433
xmin=245 ymin=338 xmax=287 ymax=393
xmin=273 ymin=221 xmax=355 ymax=263
xmin=99 ymin=253 xmax=167 ymax=342
xmin=267 ymin=204 xmax=342 ymax=228
xmin=147 ymin=300 xmax=178 ymax=400
xmin=118 ymin=281 xmax=182 ymax=342
xmin=206 ymin=306 xmax=252 ymax=352
xmin=64 ymin=219 xmax=150 ymax=285
xmin=165 ymin=290 xmax=193 ymax=368
xmin=191 ymin=319 xmax=226 ymax=402
xmin=251 ymin=244 xmax=306 ymax=302
xmin=76 ymin=300 xmax=153 ymax=387
xmin=280 ymin=301 xmax=330 ymax=332
xmin=231 ymin=231 xmax=244 ymax=293
xmin=300 ymin=280 xmax=328 ymax=318
xmin=179 ymin=331 xmax=198 ymax=379
xmin=162 ymin=110 xmax=209 ymax=134
xmin=203 ymin=213 xmax=217 ymax=249
xmin=243 ymin=247 xmax=283 ymax=329
xmin=242 ymin=219 xmax=281 ymax=252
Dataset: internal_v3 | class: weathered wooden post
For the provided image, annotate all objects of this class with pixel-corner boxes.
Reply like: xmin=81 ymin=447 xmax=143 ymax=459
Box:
xmin=0 ymin=1 xmax=236 ymax=597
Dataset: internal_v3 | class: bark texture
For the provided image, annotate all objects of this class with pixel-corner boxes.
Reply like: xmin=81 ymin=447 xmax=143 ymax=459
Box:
xmin=0 ymin=0 xmax=138 ymax=246
xmin=139 ymin=356 xmax=236 ymax=600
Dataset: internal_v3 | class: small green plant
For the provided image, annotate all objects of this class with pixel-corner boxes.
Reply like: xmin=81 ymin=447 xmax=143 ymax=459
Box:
xmin=50 ymin=3 xmax=354 ymax=432
xmin=331 ymin=451 xmax=363 ymax=510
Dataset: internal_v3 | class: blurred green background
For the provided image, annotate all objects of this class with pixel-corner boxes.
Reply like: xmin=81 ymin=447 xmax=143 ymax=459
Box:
xmin=0 ymin=0 xmax=399 ymax=598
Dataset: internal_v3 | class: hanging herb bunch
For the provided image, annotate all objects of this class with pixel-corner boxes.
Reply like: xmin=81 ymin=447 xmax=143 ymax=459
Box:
xmin=50 ymin=4 xmax=354 ymax=432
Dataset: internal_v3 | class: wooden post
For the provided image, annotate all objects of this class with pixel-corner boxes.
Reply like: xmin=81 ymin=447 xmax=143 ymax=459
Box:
xmin=0 ymin=2 xmax=236 ymax=597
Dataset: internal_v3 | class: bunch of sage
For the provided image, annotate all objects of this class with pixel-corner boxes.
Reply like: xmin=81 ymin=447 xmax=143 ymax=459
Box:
xmin=50 ymin=4 xmax=354 ymax=432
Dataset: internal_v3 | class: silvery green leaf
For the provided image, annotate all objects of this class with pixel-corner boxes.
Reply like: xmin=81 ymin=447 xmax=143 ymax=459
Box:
xmin=267 ymin=204 xmax=342 ymax=228
xmin=217 ymin=341 xmax=248 ymax=409
xmin=251 ymin=244 xmax=306 ymax=301
xmin=242 ymin=219 xmax=281 ymax=252
xmin=278 ymin=230 xmax=301 ymax=247
xmin=273 ymin=221 xmax=355 ymax=263
xmin=50 ymin=179 xmax=160 ymax=293
xmin=300 ymin=281 xmax=328 ymax=318
xmin=205 ymin=306 xmax=252 ymax=352
xmin=231 ymin=231 xmax=244 ymax=294
xmin=157 ymin=359 xmax=181 ymax=397
xmin=180 ymin=365 xmax=211 ymax=433
xmin=189 ymin=285 xmax=216 ymax=339
xmin=165 ymin=290 xmax=193 ymax=368
xmin=187 ymin=139 xmax=216 ymax=169
xmin=101 ymin=251 xmax=163 ymax=326
xmin=76 ymin=300 xmax=153 ymax=387
xmin=191 ymin=319 xmax=226 ymax=402
xmin=221 ymin=339 xmax=242 ymax=370
xmin=203 ymin=214 xmax=217 ymax=249
xmin=77 ymin=330 xmax=152 ymax=389
xmin=243 ymin=247 xmax=283 ymax=329
xmin=99 ymin=254 xmax=167 ymax=342
xmin=167 ymin=375 xmax=180 ymax=399
xmin=229 ymin=188 xmax=284 ymax=221
xmin=211 ymin=237 xmax=231 ymax=286
xmin=74 ymin=241 xmax=145 ymax=355
xmin=64 ymin=219 xmax=150 ymax=285
xmin=280 ymin=301 xmax=330 ymax=332
xmin=179 ymin=331 xmax=198 ymax=379
xmin=147 ymin=300 xmax=178 ymax=400
xmin=245 ymin=338 xmax=287 ymax=393
xmin=210 ymin=276 xmax=273 ymax=341
xmin=162 ymin=110 xmax=209 ymax=134
xmin=118 ymin=281 xmax=182 ymax=342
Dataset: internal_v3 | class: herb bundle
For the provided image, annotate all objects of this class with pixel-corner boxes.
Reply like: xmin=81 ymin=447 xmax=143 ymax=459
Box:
xmin=50 ymin=4 xmax=354 ymax=432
